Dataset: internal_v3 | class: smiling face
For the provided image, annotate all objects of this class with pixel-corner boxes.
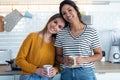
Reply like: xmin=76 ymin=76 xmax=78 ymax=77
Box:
xmin=61 ymin=4 xmax=78 ymax=24
xmin=47 ymin=17 xmax=65 ymax=34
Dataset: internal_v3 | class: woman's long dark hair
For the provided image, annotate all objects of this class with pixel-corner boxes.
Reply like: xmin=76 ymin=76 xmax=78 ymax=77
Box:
xmin=59 ymin=0 xmax=86 ymax=25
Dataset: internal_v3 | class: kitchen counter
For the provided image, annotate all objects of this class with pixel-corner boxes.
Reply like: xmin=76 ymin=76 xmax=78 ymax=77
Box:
xmin=0 ymin=65 xmax=20 ymax=75
xmin=0 ymin=61 xmax=120 ymax=75
xmin=95 ymin=61 xmax=120 ymax=73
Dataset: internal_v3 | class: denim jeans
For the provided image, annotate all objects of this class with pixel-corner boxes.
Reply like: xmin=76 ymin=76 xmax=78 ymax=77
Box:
xmin=61 ymin=67 xmax=96 ymax=80
xmin=20 ymin=73 xmax=51 ymax=80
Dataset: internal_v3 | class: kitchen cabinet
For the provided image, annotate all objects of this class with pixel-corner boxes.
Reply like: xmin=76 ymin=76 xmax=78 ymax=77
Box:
xmin=0 ymin=75 xmax=20 ymax=80
xmin=96 ymin=73 xmax=120 ymax=80
xmin=14 ymin=75 xmax=20 ymax=80
xmin=1 ymin=61 xmax=120 ymax=80
xmin=0 ymin=75 xmax=14 ymax=80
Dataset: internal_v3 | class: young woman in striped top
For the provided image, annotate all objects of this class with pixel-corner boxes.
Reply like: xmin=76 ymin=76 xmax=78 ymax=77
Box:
xmin=55 ymin=0 xmax=102 ymax=80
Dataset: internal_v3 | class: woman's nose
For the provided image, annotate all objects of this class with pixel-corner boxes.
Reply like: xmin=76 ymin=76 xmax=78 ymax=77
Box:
xmin=54 ymin=25 xmax=58 ymax=30
xmin=66 ymin=11 xmax=70 ymax=16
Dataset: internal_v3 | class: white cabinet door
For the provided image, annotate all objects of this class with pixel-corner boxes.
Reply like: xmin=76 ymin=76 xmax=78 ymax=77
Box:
xmin=14 ymin=75 xmax=20 ymax=80
xmin=0 ymin=75 xmax=14 ymax=80
xmin=95 ymin=73 xmax=106 ymax=80
xmin=96 ymin=73 xmax=120 ymax=80
xmin=104 ymin=73 xmax=120 ymax=80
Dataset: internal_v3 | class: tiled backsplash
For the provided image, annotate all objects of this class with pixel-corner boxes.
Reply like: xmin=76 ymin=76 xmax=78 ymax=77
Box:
xmin=0 ymin=12 xmax=92 ymax=59
xmin=0 ymin=12 xmax=55 ymax=58
xmin=0 ymin=9 xmax=120 ymax=61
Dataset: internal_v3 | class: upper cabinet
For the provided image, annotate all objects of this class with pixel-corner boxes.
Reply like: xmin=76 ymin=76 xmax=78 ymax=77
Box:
xmin=0 ymin=0 xmax=120 ymax=5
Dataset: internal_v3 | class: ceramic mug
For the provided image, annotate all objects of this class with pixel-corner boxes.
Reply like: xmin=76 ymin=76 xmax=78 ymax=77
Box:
xmin=68 ymin=56 xmax=77 ymax=67
xmin=43 ymin=64 xmax=52 ymax=75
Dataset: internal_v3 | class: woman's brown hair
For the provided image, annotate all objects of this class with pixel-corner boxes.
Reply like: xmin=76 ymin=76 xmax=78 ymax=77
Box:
xmin=39 ymin=13 xmax=66 ymax=48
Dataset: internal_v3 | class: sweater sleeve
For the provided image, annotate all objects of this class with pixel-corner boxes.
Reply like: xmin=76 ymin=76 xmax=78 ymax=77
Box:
xmin=16 ymin=33 xmax=37 ymax=74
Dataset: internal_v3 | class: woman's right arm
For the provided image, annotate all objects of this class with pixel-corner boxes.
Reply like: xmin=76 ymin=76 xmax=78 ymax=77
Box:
xmin=16 ymin=33 xmax=37 ymax=73
xmin=55 ymin=47 xmax=64 ymax=64
xmin=55 ymin=47 xmax=72 ymax=65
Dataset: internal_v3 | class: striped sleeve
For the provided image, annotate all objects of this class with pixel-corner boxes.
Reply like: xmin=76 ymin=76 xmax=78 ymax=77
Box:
xmin=55 ymin=32 xmax=63 ymax=47
xmin=91 ymin=28 xmax=101 ymax=49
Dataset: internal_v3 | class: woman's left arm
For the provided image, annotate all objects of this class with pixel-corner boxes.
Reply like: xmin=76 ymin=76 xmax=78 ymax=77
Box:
xmin=76 ymin=47 xmax=103 ymax=65
xmin=88 ymin=47 xmax=103 ymax=62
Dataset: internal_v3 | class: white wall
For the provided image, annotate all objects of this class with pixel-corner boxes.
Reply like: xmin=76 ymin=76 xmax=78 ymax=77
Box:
xmin=0 ymin=2 xmax=120 ymax=61
xmin=0 ymin=12 xmax=56 ymax=58
xmin=75 ymin=3 xmax=120 ymax=61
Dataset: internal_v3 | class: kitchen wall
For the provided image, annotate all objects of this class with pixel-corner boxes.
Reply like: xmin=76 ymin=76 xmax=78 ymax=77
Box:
xmin=0 ymin=12 xmax=55 ymax=59
xmin=0 ymin=2 xmax=120 ymax=61
xmin=88 ymin=3 xmax=120 ymax=61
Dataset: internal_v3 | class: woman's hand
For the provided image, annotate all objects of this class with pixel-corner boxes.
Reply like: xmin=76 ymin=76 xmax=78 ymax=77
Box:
xmin=63 ymin=56 xmax=86 ymax=67
xmin=63 ymin=56 xmax=74 ymax=66
xmin=35 ymin=68 xmax=48 ymax=77
xmin=48 ymin=67 xmax=57 ymax=78
xmin=76 ymin=56 xmax=85 ymax=66
xmin=35 ymin=67 xmax=57 ymax=78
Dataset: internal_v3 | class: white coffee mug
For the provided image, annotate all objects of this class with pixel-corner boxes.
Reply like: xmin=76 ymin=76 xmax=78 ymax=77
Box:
xmin=43 ymin=64 xmax=52 ymax=75
xmin=69 ymin=56 xmax=77 ymax=67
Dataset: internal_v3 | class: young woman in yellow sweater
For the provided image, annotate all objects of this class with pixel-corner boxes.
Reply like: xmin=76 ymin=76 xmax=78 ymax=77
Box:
xmin=16 ymin=13 xmax=66 ymax=80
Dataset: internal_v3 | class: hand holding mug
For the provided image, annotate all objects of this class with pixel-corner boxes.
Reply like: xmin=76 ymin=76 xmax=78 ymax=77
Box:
xmin=63 ymin=56 xmax=74 ymax=66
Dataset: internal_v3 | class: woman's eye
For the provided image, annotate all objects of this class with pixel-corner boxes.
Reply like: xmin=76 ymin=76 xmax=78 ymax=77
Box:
xmin=53 ymin=19 xmax=64 ymax=30
xmin=62 ymin=12 xmax=66 ymax=15
xmin=54 ymin=20 xmax=57 ymax=24
xmin=68 ymin=9 xmax=72 ymax=12
xmin=59 ymin=26 xmax=63 ymax=30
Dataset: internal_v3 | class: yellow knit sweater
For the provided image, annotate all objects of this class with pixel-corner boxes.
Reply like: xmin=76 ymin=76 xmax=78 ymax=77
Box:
xmin=16 ymin=32 xmax=55 ymax=74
